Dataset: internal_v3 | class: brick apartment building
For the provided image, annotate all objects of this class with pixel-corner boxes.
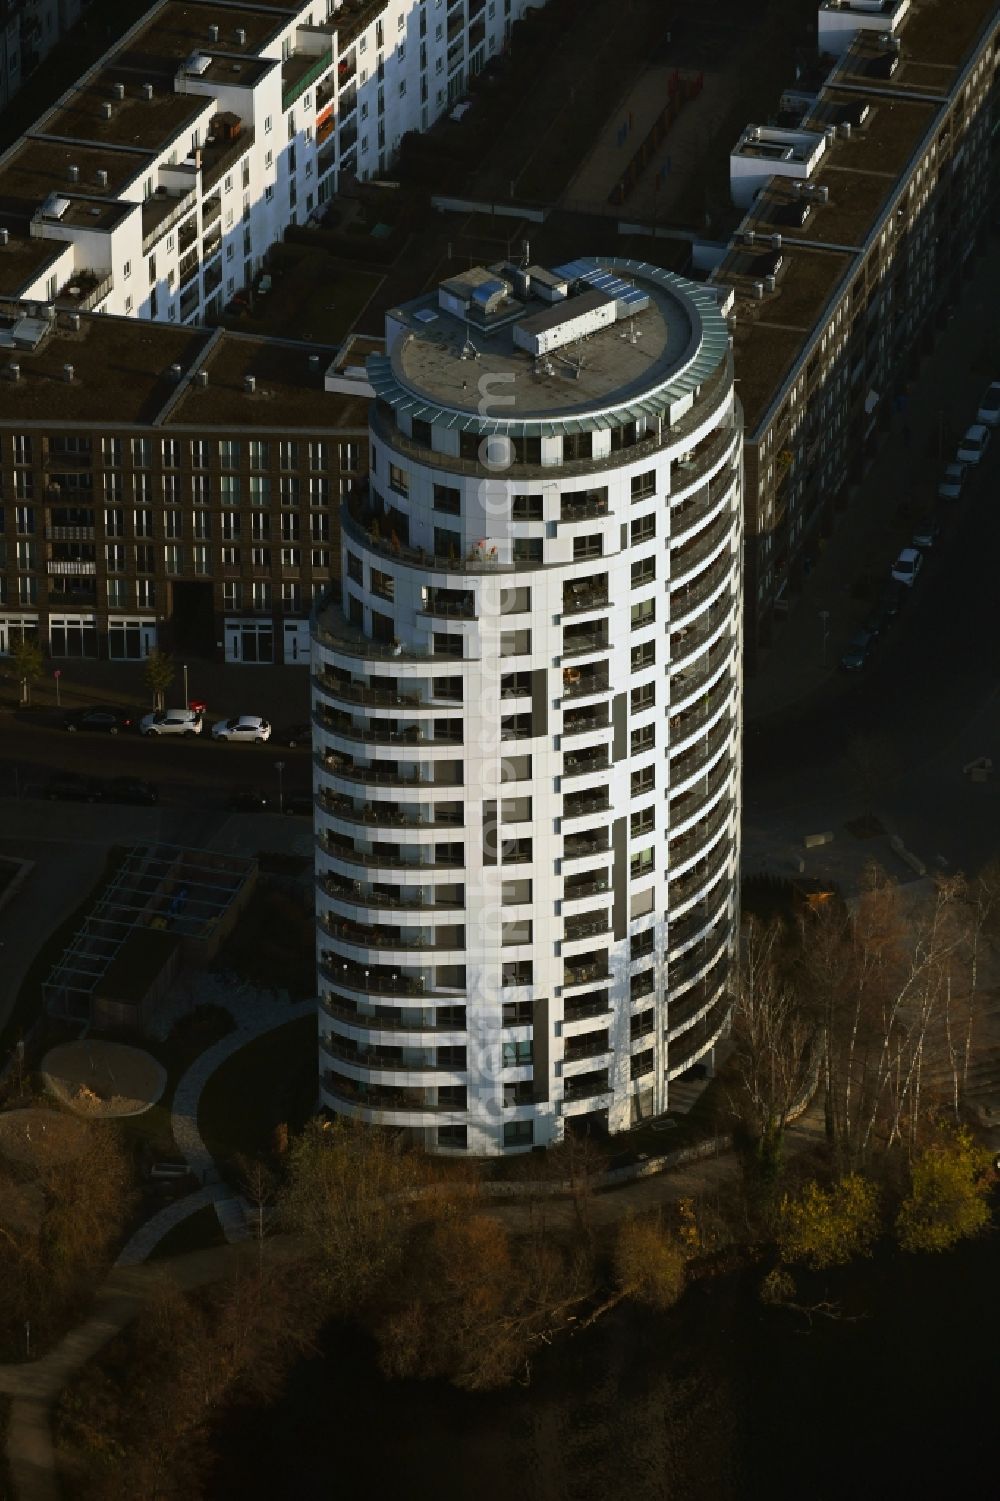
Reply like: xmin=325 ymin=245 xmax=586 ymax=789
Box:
xmin=714 ymin=0 xmax=1000 ymax=665
xmin=0 ymin=307 xmax=369 ymax=664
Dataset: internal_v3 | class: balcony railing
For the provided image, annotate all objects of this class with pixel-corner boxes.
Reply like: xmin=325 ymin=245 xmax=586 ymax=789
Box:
xmin=320 ymin=915 xmax=465 ymax=952
xmin=562 ymin=668 xmax=610 ymax=700
xmin=322 ymin=994 xmax=467 ymax=1034
xmin=563 ymin=752 xmax=610 ymax=781
xmin=563 ymin=792 xmax=610 ymax=820
xmin=564 ymin=873 xmax=611 ymax=902
xmin=565 ymin=913 xmax=610 ymax=943
xmin=669 ymin=677 xmax=732 ymax=749
xmin=564 ymin=1032 xmax=610 ymax=1062
xmin=564 ymin=991 xmax=611 ymax=1024
xmin=562 ymin=586 xmax=610 ymax=617
xmin=563 ymin=711 xmax=610 ymax=739
xmin=370 ymin=353 xmax=734 ymax=486
xmin=319 ymin=956 xmax=431 ymax=996
xmin=668 ymin=840 xmax=733 ymax=908
xmin=563 ymin=835 xmax=610 ymax=861
xmin=323 ymin=1073 xmax=466 ymax=1114
xmin=56 ymin=270 xmax=113 ymax=313
xmin=282 ymin=46 xmax=334 ymax=111
xmin=321 ymin=1035 xmax=465 ymax=1072
xmin=670 ymin=510 xmax=736 ymax=588
xmin=317 ymin=835 xmax=465 ymax=873
xmin=562 ymin=631 xmax=610 ymax=660
xmin=669 ymin=551 xmax=732 ymax=620
xmin=141 ymin=187 xmax=197 ymax=253
xmin=564 ymin=1070 xmax=611 ymax=1103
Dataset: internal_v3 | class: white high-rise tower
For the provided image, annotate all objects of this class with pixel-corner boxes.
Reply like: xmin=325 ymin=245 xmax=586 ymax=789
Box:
xmin=313 ymin=256 xmax=742 ymax=1154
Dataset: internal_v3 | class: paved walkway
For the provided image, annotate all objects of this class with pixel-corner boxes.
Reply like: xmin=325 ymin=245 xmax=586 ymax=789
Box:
xmin=0 ymin=1243 xmax=245 ymax=1501
xmin=169 ymin=994 xmax=315 ymax=1240
xmin=114 ymin=1183 xmax=229 ymax=1268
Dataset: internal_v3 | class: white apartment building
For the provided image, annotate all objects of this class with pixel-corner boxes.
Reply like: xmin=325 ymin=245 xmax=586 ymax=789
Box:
xmin=312 ymin=256 xmax=743 ymax=1154
xmin=0 ymin=0 xmax=536 ymax=323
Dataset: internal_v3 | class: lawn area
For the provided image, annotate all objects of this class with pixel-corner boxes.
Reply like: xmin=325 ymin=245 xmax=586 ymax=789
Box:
xmin=220 ymin=247 xmax=383 ymax=345
xmin=148 ymin=1202 xmax=227 ymax=1261
xmin=214 ymin=886 xmax=316 ymax=999
xmin=198 ymin=1014 xmax=317 ymax=1170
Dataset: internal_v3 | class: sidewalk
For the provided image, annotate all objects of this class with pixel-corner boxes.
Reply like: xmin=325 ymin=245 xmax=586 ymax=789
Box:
xmin=745 ymin=232 xmax=1000 ymax=724
xmin=0 ymin=656 xmax=312 ymax=729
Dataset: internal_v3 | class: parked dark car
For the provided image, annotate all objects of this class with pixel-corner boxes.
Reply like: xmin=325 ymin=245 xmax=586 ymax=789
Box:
xmin=102 ymin=776 xmax=158 ymax=806
xmin=840 ymin=629 xmax=878 ymax=672
xmin=43 ymin=773 xmax=104 ymax=802
xmin=879 ymin=581 xmax=909 ymax=618
xmin=64 ymin=704 xmax=134 ymax=734
xmin=274 ymin=722 xmax=313 ymax=748
xmin=864 ymin=606 xmax=894 ymax=639
xmin=227 ymin=789 xmax=269 ymax=812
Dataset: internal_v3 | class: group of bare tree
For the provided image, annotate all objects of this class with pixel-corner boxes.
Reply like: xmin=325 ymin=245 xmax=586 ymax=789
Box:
xmin=731 ymin=861 xmax=1000 ymax=1171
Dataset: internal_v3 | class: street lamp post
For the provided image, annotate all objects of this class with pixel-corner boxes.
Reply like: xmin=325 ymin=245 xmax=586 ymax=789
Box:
xmin=819 ymin=609 xmax=831 ymax=665
xmin=274 ymin=760 xmax=285 ymax=814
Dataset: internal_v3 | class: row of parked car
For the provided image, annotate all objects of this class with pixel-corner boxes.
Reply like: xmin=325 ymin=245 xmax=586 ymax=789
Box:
xmin=840 ymin=381 xmax=998 ymax=672
xmin=63 ymin=704 xmax=312 ymax=747
xmin=41 ymin=771 xmax=313 ymax=815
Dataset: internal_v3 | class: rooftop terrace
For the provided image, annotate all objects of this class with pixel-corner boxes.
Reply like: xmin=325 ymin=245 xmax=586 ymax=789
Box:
xmin=389 ymin=262 xmax=712 ymax=419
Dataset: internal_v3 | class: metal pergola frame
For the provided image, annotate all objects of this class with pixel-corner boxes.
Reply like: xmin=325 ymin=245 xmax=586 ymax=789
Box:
xmin=42 ymin=843 xmax=255 ymax=1022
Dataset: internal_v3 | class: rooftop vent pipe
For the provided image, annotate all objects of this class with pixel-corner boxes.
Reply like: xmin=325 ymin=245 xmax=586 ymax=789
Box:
xmin=113 ymin=82 xmax=125 ymax=100
xmin=770 ymin=233 xmax=782 ymax=250
xmin=235 ymin=26 xmax=247 ymax=45
xmin=68 ymin=312 xmax=81 ymax=331
xmin=0 ymin=228 xmax=8 ymax=246
xmin=838 ymin=121 xmax=852 ymax=139
xmin=169 ymin=363 xmax=183 ymax=381
xmin=764 ymin=274 xmax=776 ymax=294
xmin=209 ymin=23 xmax=220 ymax=42
xmin=96 ymin=168 xmax=108 ymax=188
xmin=244 ymin=373 xmax=256 ymax=393
xmin=63 ymin=363 xmax=75 ymax=383
xmin=101 ymin=102 xmax=113 ymax=120
xmin=68 ymin=164 xmax=79 ymax=183
xmin=142 ymin=82 xmax=154 ymax=100
xmin=196 ymin=369 xmax=209 ymax=387
xmin=8 ymin=362 xmax=19 ymax=382
xmin=308 ymin=354 xmax=320 ymax=370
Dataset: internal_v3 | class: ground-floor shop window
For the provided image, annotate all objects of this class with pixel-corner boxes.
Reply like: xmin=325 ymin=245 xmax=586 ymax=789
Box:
xmin=49 ymin=614 xmax=97 ymax=658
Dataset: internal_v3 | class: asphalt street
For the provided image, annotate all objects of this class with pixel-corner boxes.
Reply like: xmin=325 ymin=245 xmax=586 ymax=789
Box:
xmin=0 ymin=711 xmax=314 ymax=810
xmin=744 ymin=409 xmax=1000 ymax=884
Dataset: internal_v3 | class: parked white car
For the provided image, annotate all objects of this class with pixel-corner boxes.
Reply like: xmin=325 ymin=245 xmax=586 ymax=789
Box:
xmin=956 ymin=423 xmax=991 ymax=464
xmin=976 ymin=382 xmax=1000 ymax=428
xmin=211 ymin=715 xmax=272 ymax=743
xmin=891 ymin=547 xmax=924 ymax=587
xmin=140 ymin=708 xmax=203 ymax=737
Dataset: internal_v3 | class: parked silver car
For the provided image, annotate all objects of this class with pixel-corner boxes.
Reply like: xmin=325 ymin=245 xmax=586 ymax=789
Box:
xmin=139 ymin=708 xmax=203 ymax=738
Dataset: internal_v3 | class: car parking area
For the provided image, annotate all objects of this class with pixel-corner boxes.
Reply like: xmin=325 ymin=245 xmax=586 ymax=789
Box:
xmin=747 ymin=232 xmax=1000 ymax=717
